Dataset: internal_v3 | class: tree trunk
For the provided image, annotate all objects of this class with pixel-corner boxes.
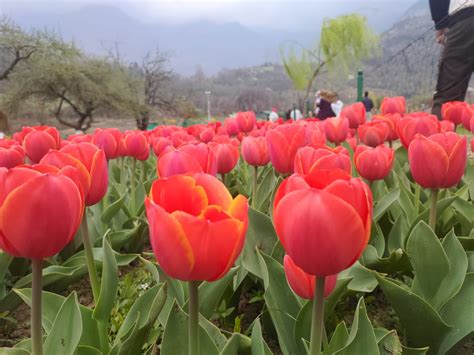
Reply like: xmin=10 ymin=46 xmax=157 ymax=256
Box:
xmin=0 ymin=111 xmax=10 ymax=134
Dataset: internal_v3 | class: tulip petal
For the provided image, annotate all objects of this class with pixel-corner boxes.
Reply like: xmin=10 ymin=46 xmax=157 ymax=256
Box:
xmin=409 ymin=137 xmax=449 ymax=188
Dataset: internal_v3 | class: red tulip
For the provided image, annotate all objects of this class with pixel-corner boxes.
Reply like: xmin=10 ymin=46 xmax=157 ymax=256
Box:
xmin=284 ymin=255 xmax=337 ymax=299
xmin=200 ymin=128 xmax=215 ymax=143
xmin=157 ymin=150 xmax=204 ymax=178
xmin=68 ymin=133 xmax=92 ymax=144
xmin=266 ymin=124 xmax=307 ymax=174
xmin=439 ymin=120 xmax=455 ymax=133
xmin=305 ymin=123 xmax=327 ymax=148
xmin=0 ymin=166 xmax=84 ymax=259
xmin=461 ymin=105 xmax=474 ymax=131
xmin=236 ymin=111 xmax=256 ymax=133
xmin=209 ymin=142 xmax=240 ymax=174
xmin=373 ymin=114 xmax=400 ymax=142
xmin=0 ymin=141 xmax=25 ymax=169
xmin=15 ymin=126 xmax=61 ymax=163
xmin=358 ymin=121 xmax=389 ymax=147
xmin=408 ymin=132 xmax=467 ymax=189
xmin=151 ymin=137 xmax=173 ymax=156
xmin=397 ymin=113 xmax=440 ymax=148
xmin=224 ymin=118 xmax=240 ymax=136
xmin=92 ymin=128 xmax=124 ymax=159
xmin=178 ymin=143 xmax=217 ymax=176
xmin=441 ymin=101 xmax=469 ymax=126
xmin=124 ymin=131 xmax=149 ymax=161
xmin=145 ymin=173 xmax=248 ymax=281
xmin=241 ymin=136 xmax=270 ymax=167
xmin=60 ymin=143 xmax=108 ymax=205
xmin=294 ymin=146 xmax=351 ymax=175
xmin=354 ymin=145 xmax=394 ymax=181
xmin=273 ymin=168 xmax=372 ymax=276
xmin=323 ymin=116 xmax=349 ymax=145
xmin=380 ymin=96 xmax=406 ymax=115
xmin=341 ymin=102 xmax=366 ymax=129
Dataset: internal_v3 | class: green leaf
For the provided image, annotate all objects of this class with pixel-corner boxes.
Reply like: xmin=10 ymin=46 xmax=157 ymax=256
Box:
xmin=387 ymin=214 xmax=409 ymax=252
xmin=219 ymin=333 xmax=251 ymax=355
xmin=114 ymin=283 xmax=167 ymax=345
xmin=43 ymin=292 xmax=82 ymax=355
xmin=198 ymin=314 xmax=228 ymax=351
xmin=334 ymin=297 xmax=379 ymax=355
xmin=260 ymin=253 xmax=305 ymax=355
xmin=377 ymin=330 xmax=402 ymax=354
xmin=376 ymin=274 xmax=451 ymax=349
xmin=373 ymin=188 xmax=400 ymax=221
xmin=160 ymin=302 xmax=220 ymax=355
xmin=255 ymin=166 xmax=277 ymax=212
xmin=13 ymin=289 xmax=100 ymax=349
xmin=0 ymin=349 xmax=31 ymax=354
xmin=101 ymin=193 xmax=126 ymax=224
xmin=438 ymin=273 xmax=474 ymax=354
xmin=325 ymin=322 xmax=349 ymax=354
xmin=197 ymin=268 xmax=237 ymax=318
xmin=361 ymin=246 xmax=411 ymax=274
xmin=0 ymin=252 xmax=13 ymax=299
xmin=93 ymin=238 xmax=118 ymax=322
xmin=400 ymin=345 xmax=429 ymax=354
xmin=406 ymin=221 xmax=451 ymax=308
xmin=242 ymin=208 xmax=278 ymax=278
xmin=76 ymin=345 xmax=102 ymax=355
xmin=251 ymin=319 xmax=266 ymax=355
xmin=339 ymin=261 xmax=378 ymax=293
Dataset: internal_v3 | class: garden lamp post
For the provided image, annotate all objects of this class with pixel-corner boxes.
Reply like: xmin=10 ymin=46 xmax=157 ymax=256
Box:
xmin=205 ymin=90 xmax=211 ymax=123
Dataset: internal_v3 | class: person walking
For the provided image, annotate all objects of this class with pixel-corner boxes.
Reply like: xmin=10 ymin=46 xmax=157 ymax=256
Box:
xmin=316 ymin=90 xmax=336 ymax=120
xmin=269 ymin=107 xmax=279 ymax=122
xmin=430 ymin=0 xmax=474 ymax=119
xmin=362 ymin=91 xmax=374 ymax=120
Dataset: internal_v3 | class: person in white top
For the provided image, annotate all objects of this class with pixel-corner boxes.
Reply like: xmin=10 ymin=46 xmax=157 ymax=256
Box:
xmin=268 ymin=107 xmax=279 ymax=122
xmin=331 ymin=93 xmax=344 ymax=117
xmin=290 ymin=105 xmax=304 ymax=120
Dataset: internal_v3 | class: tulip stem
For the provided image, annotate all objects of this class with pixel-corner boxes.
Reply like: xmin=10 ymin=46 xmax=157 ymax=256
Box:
xmin=188 ymin=281 xmax=199 ymax=355
xmin=81 ymin=214 xmax=100 ymax=301
xmin=131 ymin=158 xmax=137 ymax=212
xmin=252 ymin=166 xmax=258 ymax=209
xmin=140 ymin=160 xmax=147 ymax=185
xmin=119 ymin=156 xmax=125 ymax=184
xmin=31 ymin=259 xmax=43 ymax=355
xmin=309 ymin=277 xmax=325 ymax=355
xmin=429 ymin=189 xmax=439 ymax=231
xmin=414 ymin=184 xmax=421 ymax=215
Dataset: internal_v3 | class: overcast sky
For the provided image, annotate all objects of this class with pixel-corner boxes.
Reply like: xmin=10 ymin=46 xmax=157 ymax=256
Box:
xmin=1 ymin=0 xmax=419 ymax=30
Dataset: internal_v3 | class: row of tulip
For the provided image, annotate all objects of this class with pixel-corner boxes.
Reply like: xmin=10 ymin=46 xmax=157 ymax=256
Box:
xmin=0 ymin=97 xmax=473 ymax=355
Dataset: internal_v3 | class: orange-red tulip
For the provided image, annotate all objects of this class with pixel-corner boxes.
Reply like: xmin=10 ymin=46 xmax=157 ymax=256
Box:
xmin=380 ymin=96 xmax=406 ymax=115
xmin=354 ymin=145 xmax=394 ymax=181
xmin=60 ymin=143 xmax=108 ymax=205
xmin=124 ymin=131 xmax=149 ymax=161
xmin=397 ymin=113 xmax=440 ymax=148
xmin=224 ymin=118 xmax=240 ymax=136
xmin=14 ymin=126 xmax=61 ymax=163
xmin=0 ymin=141 xmax=25 ymax=169
xmin=236 ymin=111 xmax=256 ymax=133
xmin=145 ymin=173 xmax=248 ymax=281
xmin=273 ymin=168 xmax=372 ymax=276
xmin=284 ymin=255 xmax=337 ymax=299
xmin=92 ymin=128 xmax=124 ymax=159
xmin=408 ymin=132 xmax=467 ymax=189
xmin=266 ymin=124 xmax=307 ymax=174
xmin=241 ymin=136 xmax=270 ymax=167
xmin=151 ymin=137 xmax=173 ymax=156
xmin=439 ymin=120 xmax=455 ymax=133
xmin=373 ymin=114 xmax=400 ymax=142
xmin=357 ymin=121 xmax=389 ymax=147
xmin=200 ymin=128 xmax=215 ymax=143
xmin=441 ymin=101 xmax=470 ymax=127
xmin=323 ymin=116 xmax=349 ymax=145
xmin=0 ymin=166 xmax=84 ymax=259
xmin=158 ymin=149 xmax=203 ymax=178
xmin=294 ymin=146 xmax=351 ymax=175
xmin=178 ymin=143 xmax=217 ymax=176
xmin=341 ymin=102 xmax=366 ymax=129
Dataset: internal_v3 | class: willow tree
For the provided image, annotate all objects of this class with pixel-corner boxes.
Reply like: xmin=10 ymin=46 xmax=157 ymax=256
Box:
xmin=281 ymin=14 xmax=379 ymax=103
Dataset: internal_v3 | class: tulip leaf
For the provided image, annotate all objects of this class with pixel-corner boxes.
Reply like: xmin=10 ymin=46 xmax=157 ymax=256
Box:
xmin=219 ymin=333 xmax=251 ymax=355
xmin=243 ymin=208 xmax=278 ymax=278
xmin=333 ymin=297 xmax=379 ymax=355
xmin=101 ymin=193 xmax=126 ymax=224
xmin=255 ymin=166 xmax=277 ymax=212
xmin=377 ymin=330 xmax=403 ymax=354
xmin=114 ymin=283 xmax=167 ymax=346
xmin=325 ymin=322 xmax=349 ymax=354
xmin=339 ymin=261 xmax=378 ymax=293
xmin=198 ymin=314 xmax=228 ymax=351
xmin=14 ymin=288 xmax=100 ymax=349
xmin=0 ymin=252 xmax=13 ymax=299
xmin=93 ymin=238 xmax=118 ymax=322
xmin=400 ymin=345 xmax=429 ymax=354
xmin=387 ymin=214 xmax=409 ymax=252
xmin=438 ymin=273 xmax=474 ymax=354
xmin=251 ymin=319 xmax=271 ymax=355
xmin=197 ymin=267 xmax=237 ymax=318
xmin=376 ymin=274 xmax=452 ymax=349
xmin=260 ymin=253 xmax=306 ymax=355
xmin=0 ymin=349 xmax=30 ymax=354
xmin=43 ymin=292 xmax=82 ymax=355
xmin=406 ymin=221 xmax=451 ymax=308
xmin=373 ymin=187 xmax=400 ymax=222
xmin=452 ymin=197 xmax=474 ymax=233
xmin=160 ymin=302 xmax=220 ymax=355
xmin=76 ymin=345 xmax=102 ymax=355
xmin=361 ymin=246 xmax=411 ymax=274
xmin=397 ymin=181 xmax=416 ymax=224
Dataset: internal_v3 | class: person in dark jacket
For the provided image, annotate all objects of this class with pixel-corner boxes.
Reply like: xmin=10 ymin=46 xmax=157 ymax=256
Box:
xmin=315 ymin=90 xmax=336 ymax=120
xmin=430 ymin=0 xmax=474 ymax=119
xmin=362 ymin=91 xmax=374 ymax=120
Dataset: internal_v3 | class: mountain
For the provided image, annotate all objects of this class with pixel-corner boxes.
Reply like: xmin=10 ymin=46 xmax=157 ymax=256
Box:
xmin=3 ymin=2 xmax=418 ymax=75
